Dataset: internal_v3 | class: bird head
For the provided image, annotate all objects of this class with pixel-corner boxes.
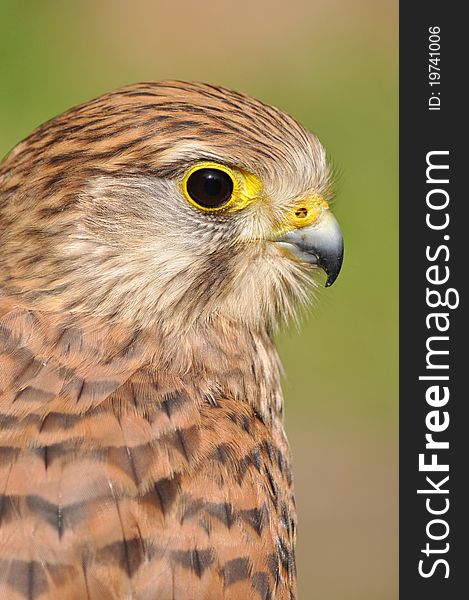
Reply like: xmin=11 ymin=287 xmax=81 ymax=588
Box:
xmin=0 ymin=81 xmax=343 ymax=332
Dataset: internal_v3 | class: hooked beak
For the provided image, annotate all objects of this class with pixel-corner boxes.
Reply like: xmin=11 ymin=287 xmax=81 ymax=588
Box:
xmin=275 ymin=210 xmax=344 ymax=287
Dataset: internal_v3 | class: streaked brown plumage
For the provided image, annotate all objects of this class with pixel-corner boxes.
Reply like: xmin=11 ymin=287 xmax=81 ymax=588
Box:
xmin=0 ymin=81 xmax=342 ymax=599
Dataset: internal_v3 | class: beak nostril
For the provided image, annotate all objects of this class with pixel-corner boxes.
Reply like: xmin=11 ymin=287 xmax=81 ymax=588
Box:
xmin=295 ymin=207 xmax=308 ymax=218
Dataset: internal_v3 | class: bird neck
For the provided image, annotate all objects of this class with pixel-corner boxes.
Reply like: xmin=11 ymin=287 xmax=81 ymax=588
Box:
xmin=0 ymin=301 xmax=285 ymax=426
xmin=155 ymin=317 xmax=285 ymax=423
xmin=144 ymin=315 xmax=285 ymax=424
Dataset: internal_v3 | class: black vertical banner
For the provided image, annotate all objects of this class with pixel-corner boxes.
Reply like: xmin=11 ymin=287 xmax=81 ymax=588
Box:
xmin=400 ymin=3 xmax=467 ymax=599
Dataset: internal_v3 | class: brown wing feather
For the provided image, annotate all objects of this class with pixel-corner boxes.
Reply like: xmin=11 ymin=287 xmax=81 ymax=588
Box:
xmin=0 ymin=299 xmax=296 ymax=599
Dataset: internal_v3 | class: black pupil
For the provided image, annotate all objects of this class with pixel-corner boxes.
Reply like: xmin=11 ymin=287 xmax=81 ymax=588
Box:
xmin=186 ymin=168 xmax=233 ymax=208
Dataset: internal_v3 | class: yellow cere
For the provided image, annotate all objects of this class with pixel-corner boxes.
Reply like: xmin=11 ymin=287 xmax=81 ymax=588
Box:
xmin=181 ymin=161 xmax=263 ymax=213
xmin=276 ymin=194 xmax=330 ymax=235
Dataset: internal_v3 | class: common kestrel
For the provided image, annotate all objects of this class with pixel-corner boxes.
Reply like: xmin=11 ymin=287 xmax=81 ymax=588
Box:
xmin=0 ymin=81 xmax=343 ymax=599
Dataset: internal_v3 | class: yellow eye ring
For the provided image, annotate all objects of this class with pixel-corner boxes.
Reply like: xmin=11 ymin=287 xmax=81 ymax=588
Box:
xmin=181 ymin=162 xmax=240 ymax=212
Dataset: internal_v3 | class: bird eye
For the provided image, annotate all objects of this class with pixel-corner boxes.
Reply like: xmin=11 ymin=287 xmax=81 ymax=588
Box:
xmin=184 ymin=167 xmax=234 ymax=210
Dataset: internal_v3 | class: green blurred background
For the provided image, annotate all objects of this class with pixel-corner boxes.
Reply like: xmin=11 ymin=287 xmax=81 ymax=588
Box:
xmin=0 ymin=1 xmax=398 ymax=598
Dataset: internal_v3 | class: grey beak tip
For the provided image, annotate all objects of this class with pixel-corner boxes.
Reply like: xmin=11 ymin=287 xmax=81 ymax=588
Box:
xmin=321 ymin=246 xmax=344 ymax=288
xmin=325 ymin=270 xmax=339 ymax=288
